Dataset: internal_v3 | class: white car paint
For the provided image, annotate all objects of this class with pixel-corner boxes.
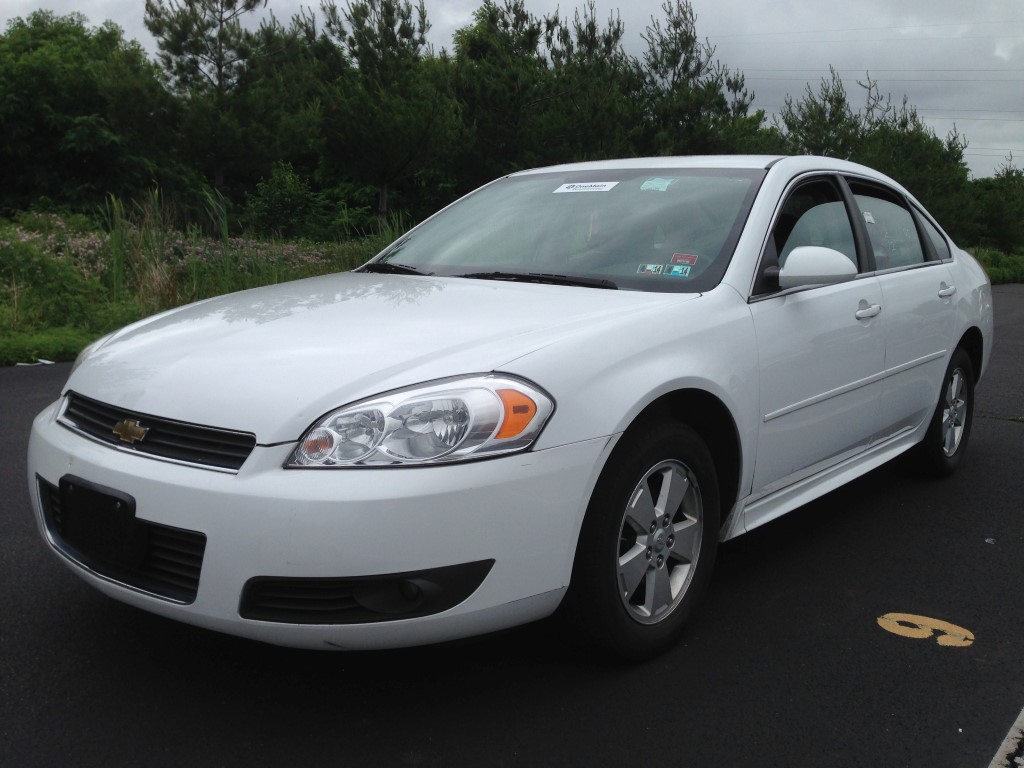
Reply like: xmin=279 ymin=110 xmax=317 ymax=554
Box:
xmin=64 ymin=273 xmax=692 ymax=445
xmin=749 ymin=275 xmax=888 ymax=490
xmin=27 ymin=155 xmax=994 ymax=650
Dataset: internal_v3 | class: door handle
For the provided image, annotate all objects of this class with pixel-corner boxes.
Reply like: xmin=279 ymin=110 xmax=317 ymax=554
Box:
xmin=855 ymin=304 xmax=882 ymax=320
xmin=938 ymin=284 xmax=956 ymax=298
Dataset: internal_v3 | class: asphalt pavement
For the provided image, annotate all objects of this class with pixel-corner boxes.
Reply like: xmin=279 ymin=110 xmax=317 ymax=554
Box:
xmin=1 ymin=285 xmax=1022 ymax=768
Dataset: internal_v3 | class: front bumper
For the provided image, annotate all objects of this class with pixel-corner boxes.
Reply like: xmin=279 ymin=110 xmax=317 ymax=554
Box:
xmin=28 ymin=399 xmax=612 ymax=649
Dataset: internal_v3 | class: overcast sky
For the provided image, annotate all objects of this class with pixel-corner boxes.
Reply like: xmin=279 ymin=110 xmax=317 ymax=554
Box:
xmin=3 ymin=0 xmax=1023 ymax=178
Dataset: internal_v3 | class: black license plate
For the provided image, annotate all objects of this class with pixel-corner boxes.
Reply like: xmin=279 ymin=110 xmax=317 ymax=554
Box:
xmin=59 ymin=476 xmax=146 ymax=568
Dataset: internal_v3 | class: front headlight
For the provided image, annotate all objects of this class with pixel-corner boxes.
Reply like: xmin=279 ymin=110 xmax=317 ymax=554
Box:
xmin=286 ymin=375 xmax=554 ymax=468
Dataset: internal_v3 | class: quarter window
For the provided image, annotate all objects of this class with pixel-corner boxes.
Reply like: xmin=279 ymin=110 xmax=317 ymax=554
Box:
xmin=919 ymin=214 xmax=951 ymax=260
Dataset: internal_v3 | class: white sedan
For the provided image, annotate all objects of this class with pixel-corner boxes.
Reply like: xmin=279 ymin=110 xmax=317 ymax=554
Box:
xmin=27 ymin=156 xmax=994 ymax=659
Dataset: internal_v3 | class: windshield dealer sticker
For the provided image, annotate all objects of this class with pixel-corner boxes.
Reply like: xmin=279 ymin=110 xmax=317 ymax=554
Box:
xmin=671 ymin=253 xmax=698 ymax=266
xmin=637 ymin=264 xmax=663 ymax=275
xmin=553 ymin=182 xmax=620 ymax=193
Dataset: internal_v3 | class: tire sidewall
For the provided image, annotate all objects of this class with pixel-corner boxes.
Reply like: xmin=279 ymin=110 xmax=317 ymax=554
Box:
xmin=920 ymin=348 xmax=975 ymax=476
xmin=568 ymin=419 xmax=720 ymax=660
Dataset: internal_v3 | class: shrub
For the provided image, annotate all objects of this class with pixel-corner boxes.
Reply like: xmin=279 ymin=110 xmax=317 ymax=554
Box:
xmin=969 ymin=248 xmax=1024 ymax=284
xmin=246 ymin=163 xmax=316 ymax=238
xmin=0 ymin=327 xmax=96 ymax=366
xmin=0 ymin=235 xmax=102 ymax=330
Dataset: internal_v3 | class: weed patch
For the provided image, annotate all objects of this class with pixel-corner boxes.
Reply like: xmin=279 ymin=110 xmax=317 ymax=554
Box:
xmin=971 ymin=248 xmax=1024 ymax=284
xmin=1 ymin=210 xmax=389 ymax=364
xmin=0 ymin=327 xmax=97 ymax=367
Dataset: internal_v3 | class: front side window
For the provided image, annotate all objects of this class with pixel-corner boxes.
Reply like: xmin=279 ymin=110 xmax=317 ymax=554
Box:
xmin=753 ymin=177 xmax=858 ymax=295
xmin=371 ymin=168 xmax=765 ymax=293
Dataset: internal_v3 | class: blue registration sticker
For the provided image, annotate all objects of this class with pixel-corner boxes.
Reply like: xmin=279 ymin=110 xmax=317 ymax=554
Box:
xmin=666 ymin=265 xmax=692 ymax=278
xmin=637 ymin=264 xmax=663 ymax=275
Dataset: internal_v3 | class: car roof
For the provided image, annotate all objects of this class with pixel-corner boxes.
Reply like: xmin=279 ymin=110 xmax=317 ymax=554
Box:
xmin=510 ymin=155 xmax=895 ymax=183
xmin=511 ymin=156 xmax=782 ymax=175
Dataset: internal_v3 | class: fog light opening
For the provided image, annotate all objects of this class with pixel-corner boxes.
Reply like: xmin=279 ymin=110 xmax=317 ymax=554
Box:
xmin=353 ymin=578 xmax=435 ymax=615
xmin=399 ymin=579 xmax=422 ymax=602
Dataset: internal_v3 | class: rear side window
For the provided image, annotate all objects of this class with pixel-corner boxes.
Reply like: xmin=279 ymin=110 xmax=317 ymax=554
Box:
xmin=848 ymin=181 xmax=925 ymax=269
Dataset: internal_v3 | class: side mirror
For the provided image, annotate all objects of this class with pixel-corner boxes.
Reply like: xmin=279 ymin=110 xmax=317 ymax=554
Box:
xmin=778 ymin=246 xmax=858 ymax=289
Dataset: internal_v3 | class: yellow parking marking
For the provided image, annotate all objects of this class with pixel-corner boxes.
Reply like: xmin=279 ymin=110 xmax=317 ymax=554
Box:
xmin=876 ymin=612 xmax=974 ymax=647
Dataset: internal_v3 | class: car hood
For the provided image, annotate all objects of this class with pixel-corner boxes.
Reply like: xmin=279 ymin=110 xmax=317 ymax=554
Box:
xmin=67 ymin=272 xmax=693 ymax=443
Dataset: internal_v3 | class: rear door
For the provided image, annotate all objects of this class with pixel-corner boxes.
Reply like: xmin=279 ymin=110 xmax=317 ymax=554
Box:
xmin=845 ymin=178 xmax=957 ymax=437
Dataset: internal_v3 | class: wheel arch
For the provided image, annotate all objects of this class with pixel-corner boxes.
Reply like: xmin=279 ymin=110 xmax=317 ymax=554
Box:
xmin=958 ymin=326 xmax=984 ymax=384
xmin=625 ymin=389 xmax=742 ymax=533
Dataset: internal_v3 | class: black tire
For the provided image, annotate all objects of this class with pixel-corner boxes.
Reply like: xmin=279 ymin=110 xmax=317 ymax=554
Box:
xmin=914 ymin=347 xmax=975 ymax=476
xmin=563 ymin=419 xmax=720 ymax=661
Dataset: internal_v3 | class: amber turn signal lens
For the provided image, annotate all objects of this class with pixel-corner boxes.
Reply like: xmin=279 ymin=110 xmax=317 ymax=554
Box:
xmin=495 ymin=389 xmax=537 ymax=439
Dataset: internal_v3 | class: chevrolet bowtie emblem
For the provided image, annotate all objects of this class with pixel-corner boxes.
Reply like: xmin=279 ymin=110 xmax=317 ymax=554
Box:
xmin=112 ymin=419 xmax=149 ymax=444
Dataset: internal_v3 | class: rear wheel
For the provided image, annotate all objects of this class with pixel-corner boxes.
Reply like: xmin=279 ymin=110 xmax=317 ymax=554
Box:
xmin=915 ymin=347 xmax=975 ymax=476
xmin=565 ymin=420 xmax=719 ymax=660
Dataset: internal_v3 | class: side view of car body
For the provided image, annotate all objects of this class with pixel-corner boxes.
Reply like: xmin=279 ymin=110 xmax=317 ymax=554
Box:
xmin=27 ymin=156 xmax=994 ymax=658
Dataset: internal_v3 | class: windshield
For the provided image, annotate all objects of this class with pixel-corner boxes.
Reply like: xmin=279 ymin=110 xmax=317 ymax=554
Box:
xmin=371 ymin=167 xmax=765 ymax=292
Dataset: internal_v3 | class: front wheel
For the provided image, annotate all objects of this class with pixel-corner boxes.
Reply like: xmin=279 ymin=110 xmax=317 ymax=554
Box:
xmin=564 ymin=420 xmax=719 ymax=660
xmin=915 ymin=347 xmax=975 ymax=476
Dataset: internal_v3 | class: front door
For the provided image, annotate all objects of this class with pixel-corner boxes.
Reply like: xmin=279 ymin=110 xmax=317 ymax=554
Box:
xmin=748 ymin=176 xmax=888 ymax=495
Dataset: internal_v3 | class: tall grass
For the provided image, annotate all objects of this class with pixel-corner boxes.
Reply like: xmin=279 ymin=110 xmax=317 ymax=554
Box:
xmin=0 ymin=203 xmax=393 ymax=365
xmin=102 ymin=189 xmax=195 ymax=313
xmin=202 ymin=188 xmax=231 ymax=244
xmin=971 ymin=247 xmax=1024 ymax=284
xmin=96 ymin=189 xmax=390 ymax=311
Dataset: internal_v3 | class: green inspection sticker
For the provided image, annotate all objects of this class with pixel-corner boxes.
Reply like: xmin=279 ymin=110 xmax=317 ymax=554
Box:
xmin=640 ymin=177 xmax=678 ymax=192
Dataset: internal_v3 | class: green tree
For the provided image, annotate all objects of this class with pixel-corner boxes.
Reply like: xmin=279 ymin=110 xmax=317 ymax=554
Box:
xmin=969 ymin=163 xmax=1024 ymax=251
xmin=0 ymin=11 xmax=186 ymax=213
xmin=450 ymin=0 xmax=553 ymax=186
xmin=233 ymin=11 xmax=348 ymax=189
xmin=638 ymin=0 xmax=755 ymax=155
xmin=775 ymin=67 xmax=863 ymax=158
xmin=320 ymin=0 xmax=462 ymax=218
xmin=144 ymin=0 xmax=266 ymax=97
xmin=541 ymin=1 xmax=641 ymax=161
xmin=144 ymin=0 xmax=267 ymax=190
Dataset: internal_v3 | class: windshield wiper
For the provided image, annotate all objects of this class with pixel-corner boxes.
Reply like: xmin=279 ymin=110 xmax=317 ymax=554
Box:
xmin=358 ymin=262 xmax=432 ymax=276
xmin=458 ymin=271 xmax=618 ymax=290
